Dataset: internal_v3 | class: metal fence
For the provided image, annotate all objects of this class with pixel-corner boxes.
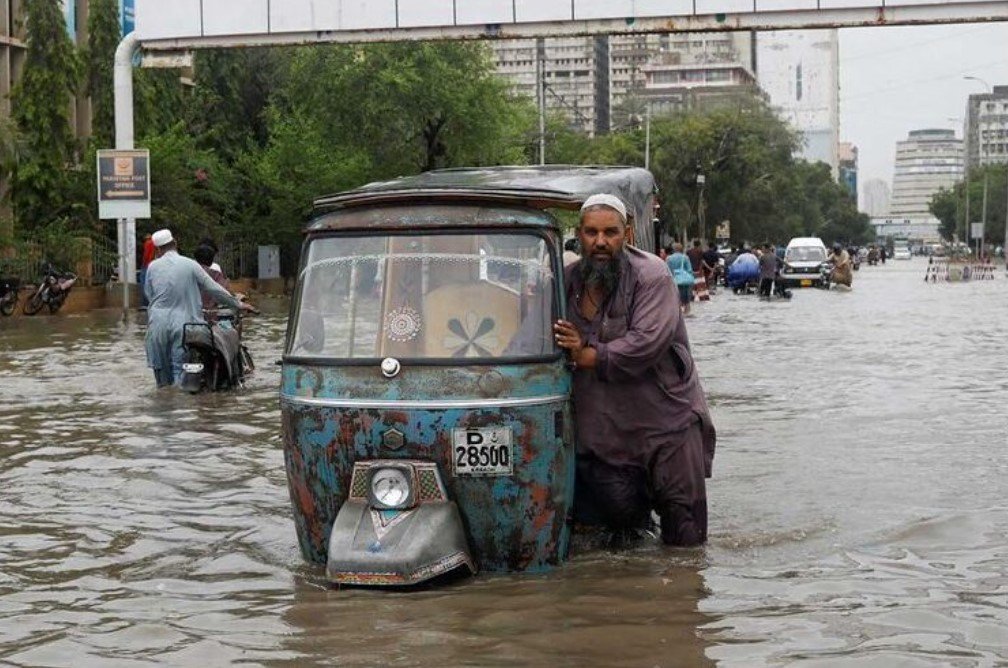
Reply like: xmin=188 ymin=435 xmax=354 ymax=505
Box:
xmin=216 ymin=239 xmax=259 ymax=280
xmin=0 ymin=234 xmax=118 ymax=286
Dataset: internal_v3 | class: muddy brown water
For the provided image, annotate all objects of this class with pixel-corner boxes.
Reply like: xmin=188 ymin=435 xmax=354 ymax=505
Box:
xmin=1 ymin=260 xmax=1007 ymax=666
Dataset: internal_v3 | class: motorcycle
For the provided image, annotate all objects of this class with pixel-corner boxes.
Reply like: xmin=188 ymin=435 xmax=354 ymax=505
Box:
xmin=0 ymin=277 xmax=20 ymax=316
xmin=178 ymin=307 xmax=256 ymax=393
xmin=22 ymin=265 xmax=77 ymax=315
xmin=818 ymin=263 xmax=834 ymax=290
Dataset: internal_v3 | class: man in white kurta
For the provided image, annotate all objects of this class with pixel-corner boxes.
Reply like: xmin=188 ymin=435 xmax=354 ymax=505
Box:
xmin=144 ymin=229 xmax=248 ymax=387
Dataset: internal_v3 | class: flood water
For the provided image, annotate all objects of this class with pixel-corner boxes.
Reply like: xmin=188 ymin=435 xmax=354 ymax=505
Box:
xmin=2 ymin=259 xmax=1007 ymax=667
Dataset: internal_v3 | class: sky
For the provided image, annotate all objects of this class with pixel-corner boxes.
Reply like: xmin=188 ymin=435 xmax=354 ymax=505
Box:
xmin=837 ymin=22 xmax=1008 ymax=204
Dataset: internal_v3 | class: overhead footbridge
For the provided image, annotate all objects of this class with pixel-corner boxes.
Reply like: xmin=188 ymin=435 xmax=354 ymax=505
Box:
xmin=133 ymin=0 xmax=1008 ymax=52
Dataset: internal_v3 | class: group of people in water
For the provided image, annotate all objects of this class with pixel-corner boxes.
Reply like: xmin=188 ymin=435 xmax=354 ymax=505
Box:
xmin=662 ymin=240 xmax=856 ymax=311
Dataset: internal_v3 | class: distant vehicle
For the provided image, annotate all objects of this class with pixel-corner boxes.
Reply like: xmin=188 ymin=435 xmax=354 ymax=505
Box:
xmin=893 ymin=247 xmax=912 ymax=260
xmin=780 ymin=237 xmax=828 ymax=287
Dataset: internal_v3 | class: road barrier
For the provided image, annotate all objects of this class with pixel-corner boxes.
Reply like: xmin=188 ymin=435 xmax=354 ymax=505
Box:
xmin=924 ymin=259 xmax=997 ymax=283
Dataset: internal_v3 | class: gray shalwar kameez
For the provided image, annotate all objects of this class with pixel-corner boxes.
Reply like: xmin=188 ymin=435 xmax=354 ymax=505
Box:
xmin=566 ymin=246 xmax=716 ymax=545
xmin=145 ymin=250 xmax=242 ymax=387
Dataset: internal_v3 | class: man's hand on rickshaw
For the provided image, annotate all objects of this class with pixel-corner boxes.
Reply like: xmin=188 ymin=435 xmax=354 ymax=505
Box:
xmin=554 ymin=319 xmax=583 ymax=352
xmin=554 ymin=319 xmax=597 ymax=369
xmin=240 ymin=301 xmax=260 ymax=315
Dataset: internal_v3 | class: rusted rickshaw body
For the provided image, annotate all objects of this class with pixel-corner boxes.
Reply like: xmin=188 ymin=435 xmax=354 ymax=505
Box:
xmin=281 ymin=166 xmax=658 ymax=585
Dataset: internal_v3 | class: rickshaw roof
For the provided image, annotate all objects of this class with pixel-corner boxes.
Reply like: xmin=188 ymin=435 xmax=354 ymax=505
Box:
xmin=309 ymin=166 xmax=657 ymax=230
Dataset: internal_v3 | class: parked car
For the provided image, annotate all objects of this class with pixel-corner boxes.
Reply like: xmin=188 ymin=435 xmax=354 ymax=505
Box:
xmin=893 ymin=246 xmax=912 ymax=260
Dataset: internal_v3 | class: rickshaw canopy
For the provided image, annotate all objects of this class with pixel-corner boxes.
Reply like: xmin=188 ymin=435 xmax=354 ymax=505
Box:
xmin=310 ymin=166 xmax=658 ymax=248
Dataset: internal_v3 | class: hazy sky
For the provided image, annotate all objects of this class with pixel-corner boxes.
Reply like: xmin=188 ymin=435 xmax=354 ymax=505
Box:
xmin=837 ymin=22 xmax=1008 ymax=202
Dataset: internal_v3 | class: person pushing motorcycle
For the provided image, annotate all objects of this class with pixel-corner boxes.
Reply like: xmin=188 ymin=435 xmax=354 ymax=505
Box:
xmin=144 ymin=229 xmax=256 ymax=388
xmin=827 ymin=242 xmax=853 ymax=287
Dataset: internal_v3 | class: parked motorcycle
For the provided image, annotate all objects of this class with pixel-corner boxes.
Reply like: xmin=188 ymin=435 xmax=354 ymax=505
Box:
xmin=0 ymin=277 xmax=19 ymax=316
xmin=178 ymin=308 xmax=256 ymax=393
xmin=22 ymin=265 xmax=77 ymax=315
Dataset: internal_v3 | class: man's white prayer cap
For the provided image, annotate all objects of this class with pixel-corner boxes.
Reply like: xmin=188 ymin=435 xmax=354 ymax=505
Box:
xmin=580 ymin=194 xmax=628 ymax=223
xmin=152 ymin=229 xmax=174 ymax=247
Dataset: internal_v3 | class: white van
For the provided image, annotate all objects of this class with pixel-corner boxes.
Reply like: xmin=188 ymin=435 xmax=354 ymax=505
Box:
xmin=781 ymin=237 xmax=828 ymax=287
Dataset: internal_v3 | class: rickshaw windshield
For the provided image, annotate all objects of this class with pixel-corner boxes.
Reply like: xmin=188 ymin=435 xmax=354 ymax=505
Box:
xmin=288 ymin=232 xmax=558 ymax=362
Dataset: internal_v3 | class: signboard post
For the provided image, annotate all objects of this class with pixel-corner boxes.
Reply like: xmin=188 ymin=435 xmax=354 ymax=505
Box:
xmin=971 ymin=222 xmax=984 ymax=258
xmin=97 ymin=149 xmax=150 ymax=309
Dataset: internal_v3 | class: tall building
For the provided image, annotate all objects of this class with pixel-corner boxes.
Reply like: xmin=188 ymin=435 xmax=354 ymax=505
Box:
xmin=608 ymin=32 xmax=755 ymax=125
xmin=889 ymin=129 xmax=963 ymax=217
xmin=861 ymin=178 xmax=891 ymax=217
xmin=492 ymin=32 xmax=761 ymax=137
xmin=838 ymin=142 xmax=857 ymax=202
xmin=965 ymin=84 xmax=1008 ymax=167
xmin=756 ymin=29 xmax=840 ymax=175
xmin=491 ymin=36 xmax=610 ymax=135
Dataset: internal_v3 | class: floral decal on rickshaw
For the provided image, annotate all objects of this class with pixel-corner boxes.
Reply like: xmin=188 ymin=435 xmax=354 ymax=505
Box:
xmin=443 ymin=312 xmax=499 ymax=357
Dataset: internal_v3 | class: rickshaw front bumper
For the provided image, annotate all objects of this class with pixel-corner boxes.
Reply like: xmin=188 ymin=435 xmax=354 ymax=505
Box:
xmin=325 ymin=460 xmax=476 ymax=586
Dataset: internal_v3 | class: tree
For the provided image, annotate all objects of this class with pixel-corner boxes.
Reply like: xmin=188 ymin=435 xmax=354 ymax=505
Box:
xmin=930 ymin=164 xmax=1007 ymax=246
xmin=274 ymin=42 xmax=533 ymax=178
xmin=184 ymin=49 xmax=287 ymax=160
xmin=10 ymin=0 xmax=81 ymax=231
xmin=84 ymin=0 xmax=120 ymax=149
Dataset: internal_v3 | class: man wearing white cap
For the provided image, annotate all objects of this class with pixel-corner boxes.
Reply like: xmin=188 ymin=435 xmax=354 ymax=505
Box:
xmin=552 ymin=194 xmax=716 ymax=546
xmin=144 ymin=229 xmax=254 ymax=387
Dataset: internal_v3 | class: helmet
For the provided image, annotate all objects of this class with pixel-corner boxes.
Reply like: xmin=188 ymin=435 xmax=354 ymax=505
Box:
xmin=832 ymin=242 xmax=841 ymax=252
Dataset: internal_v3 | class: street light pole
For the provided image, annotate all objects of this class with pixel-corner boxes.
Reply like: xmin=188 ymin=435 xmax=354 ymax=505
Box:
xmin=1004 ymin=169 xmax=1008 ymax=271
xmin=644 ymin=102 xmax=651 ymax=170
xmin=962 ymin=77 xmax=991 ymax=254
xmin=696 ymin=173 xmax=707 ymax=242
xmin=536 ymin=38 xmax=545 ymax=166
xmin=979 ymin=173 xmax=988 ymax=257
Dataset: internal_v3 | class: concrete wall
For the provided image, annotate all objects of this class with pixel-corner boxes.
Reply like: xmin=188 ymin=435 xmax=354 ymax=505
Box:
xmin=2 ymin=277 xmax=290 ymax=320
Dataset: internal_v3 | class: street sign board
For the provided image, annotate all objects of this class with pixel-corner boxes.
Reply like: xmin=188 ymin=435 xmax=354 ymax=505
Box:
xmin=715 ymin=221 xmax=731 ymax=239
xmin=971 ymin=222 xmax=984 ymax=239
xmin=97 ymin=149 xmax=151 ymax=220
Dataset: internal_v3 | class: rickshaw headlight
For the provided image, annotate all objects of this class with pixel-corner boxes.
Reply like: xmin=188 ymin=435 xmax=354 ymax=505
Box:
xmin=368 ymin=466 xmax=414 ymax=510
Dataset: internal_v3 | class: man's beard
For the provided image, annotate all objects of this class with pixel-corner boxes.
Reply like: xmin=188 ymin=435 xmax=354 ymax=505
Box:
xmin=579 ymin=248 xmax=622 ymax=294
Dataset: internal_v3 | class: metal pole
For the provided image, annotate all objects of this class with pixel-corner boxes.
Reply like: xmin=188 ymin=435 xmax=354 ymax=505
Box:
xmin=644 ymin=102 xmax=651 ymax=170
xmin=1003 ymin=169 xmax=1008 ymax=272
xmin=964 ymin=163 xmax=970 ymax=253
xmin=114 ymin=32 xmax=139 ymax=311
xmin=536 ymin=38 xmax=545 ymax=166
xmin=980 ymin=173 xmax=988 ymax=258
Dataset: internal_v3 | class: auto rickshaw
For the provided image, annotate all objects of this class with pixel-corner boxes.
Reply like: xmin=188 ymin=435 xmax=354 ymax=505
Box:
xmin=280 ymin=166 xmax=658 ymax=586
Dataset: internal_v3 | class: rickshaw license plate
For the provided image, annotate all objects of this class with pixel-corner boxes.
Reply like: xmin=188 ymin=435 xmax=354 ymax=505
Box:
xmin=800 ymin=279 xmax=812 ymax=286
xmin=452 ymin=428 xmax=513 ymax=476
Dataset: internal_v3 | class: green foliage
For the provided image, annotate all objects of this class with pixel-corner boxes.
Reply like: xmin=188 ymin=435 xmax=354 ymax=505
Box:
xmin=930 ymin=164 xmax=1008 ymax=245
xmin=275 ymin=42 xmax=534 ymax=176
xmin=83 ymin=0 xmax=120 ymax=149
xmin=140 ymin=124 xmax=239 ymax=246
xmin=10 ymin=0 xmax=81 ymax=231
xmin=233 ymin=107 xmax=371 ymax=246
xmin=184 ymin=49 xmax=287 ymax=160
xmin=544 ymin=101 xmax=871 ymax=246
xmin=134 ymin=69 xmax=190 ymax=140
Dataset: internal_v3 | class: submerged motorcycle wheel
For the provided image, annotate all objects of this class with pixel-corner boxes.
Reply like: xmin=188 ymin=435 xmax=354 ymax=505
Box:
xmin=0 ymin=296 xmax=15 ymax=316
xmin=48 ymin=294 xmax=65 ymax=314
xmin=22 ymin=292 xmax=44 ymax=316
